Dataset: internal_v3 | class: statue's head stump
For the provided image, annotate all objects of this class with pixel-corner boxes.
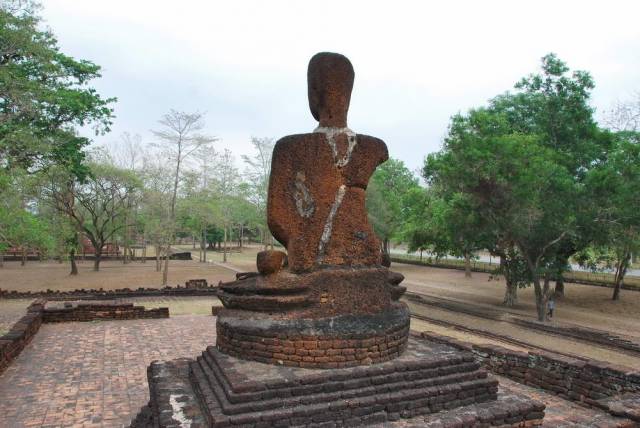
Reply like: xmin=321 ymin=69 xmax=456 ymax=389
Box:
xmin=307 ymin=52 xmax=354 ymax=128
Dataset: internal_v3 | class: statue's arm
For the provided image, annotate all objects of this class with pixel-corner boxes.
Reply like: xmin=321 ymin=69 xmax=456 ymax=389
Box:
xmin=267 ymin=139 xmax=290 ymax=248
xmin=347 ymin=135 xmax=389 ymax=188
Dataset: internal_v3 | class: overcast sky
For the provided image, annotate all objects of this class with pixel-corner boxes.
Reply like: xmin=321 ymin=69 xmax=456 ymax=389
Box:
xmin=42 ymin=0 xmax=640 ymax=174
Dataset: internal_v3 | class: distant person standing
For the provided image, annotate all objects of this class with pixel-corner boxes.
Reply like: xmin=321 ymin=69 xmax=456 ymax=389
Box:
xmin=547 ymin=297 xmax=555 ymax=319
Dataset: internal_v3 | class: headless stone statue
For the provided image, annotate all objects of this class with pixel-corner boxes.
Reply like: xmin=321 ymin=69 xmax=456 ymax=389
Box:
xmin=216 ymin=52 xmax=409 ymax=368
xmin=268 ymin=52 xmax=388 ymax=272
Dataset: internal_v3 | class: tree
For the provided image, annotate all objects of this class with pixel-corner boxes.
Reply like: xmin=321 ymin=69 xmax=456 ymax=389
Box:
xmin=0 ymin=0 xmax=115 ymax=178
xmin=151 ymin=110 xmax=216 ymax=284
xmin=425 ymin=115 xmax=577 ymax=319
xmin=214 ymin=148 xmax=241 ymax=261
xmin=42 ymin=163 xmax=140 ymax=271
xmin=366 ymin=158 xmax=419 ymax=255
xmin=424 ymin=54 xmax=608 ymax=319
xmin=490 ymin=53 xmax=609 ymax=297
xmin=242 ymin=137 xmax=274 ymax=249
xmin=40 ymin=202 xmax=79 ymax=274
xmin=602 ymin=92 xmax=640 ymax=132
xmin=0 ymin=168 xmax=52 ymax=266
xmin=583 ymin=134 xmax=640 ymax=300
xmin=402 ymin=188 xmax=482 ymax=276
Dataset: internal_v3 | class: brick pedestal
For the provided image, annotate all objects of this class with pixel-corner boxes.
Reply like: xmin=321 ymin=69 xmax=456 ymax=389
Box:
xmin=131 ymin=336 xmax=545 ymax=427
xmin=216 ymin=304 xmax=410 ymax=369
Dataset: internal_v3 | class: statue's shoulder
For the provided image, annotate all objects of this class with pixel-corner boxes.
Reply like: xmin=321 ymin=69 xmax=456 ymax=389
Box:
xmin=355 ymin=133 xmax=389 ymax=161
xmin=273 ymin=133 xmax=325 ymax=159
xmin=274 ymin=133 xmax=321 ymax=148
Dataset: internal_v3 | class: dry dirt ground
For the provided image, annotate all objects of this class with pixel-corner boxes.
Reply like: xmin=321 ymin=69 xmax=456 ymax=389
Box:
xmin=0 ymin=259 xmax=234 ymax=292
xmin=395 ymin=263 xmax=640 ymax=340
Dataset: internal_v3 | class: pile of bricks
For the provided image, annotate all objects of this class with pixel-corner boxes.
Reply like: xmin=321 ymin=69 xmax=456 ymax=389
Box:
xmin=43 ymin=302 xmax=169 ymax=323
xmin=0 ymin=299 xmax=45 ymax=374
xmin=185 ymin=279 xmax=208 ymax=289
xmin=420 ymin=331 xmax=640 ymax=412
xmin=216 ymin=321 xmax=410 ymax=369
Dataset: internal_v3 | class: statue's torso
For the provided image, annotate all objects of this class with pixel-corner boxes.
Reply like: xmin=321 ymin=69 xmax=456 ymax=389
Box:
xmin=267 ymin=131 xmax=388 ymax=272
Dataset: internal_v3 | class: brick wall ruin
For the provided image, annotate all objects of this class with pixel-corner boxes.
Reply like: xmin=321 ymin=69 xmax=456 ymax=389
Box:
xmin=418 ymin=331 xmax=640 ymax=410
xmin=0 ymin=299 xmax=169 ymax=375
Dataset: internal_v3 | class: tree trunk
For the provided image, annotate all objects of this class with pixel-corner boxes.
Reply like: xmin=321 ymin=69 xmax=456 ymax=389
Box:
xmin=162 ymin=246 xmax=169 ymax=286
xmin=383 ymin=238 xmax=390 ymax=256
xmin=263 ymin=228 xmax=268 ymax=250
xmin=503 ymin=279 xmax=518 ymax=306
xmin=525 ymin=256 xmax=547 ymax=322
xmin=155 ymin=245 xmax=161 ymax=272
xmin=201 ymin=228 xmax=207 ymax=263
xmin=532 ymin=276 xmax=545 ymax=322
xmin=419 ymin=249 xmax=423 ymax=262
xmin=69 ymin=248 xmax=78 ymax=275
xmin=464 ymin=252 xmax=472 ymax=278
xmin=94 ymin=250 xmax=102 ymax=271
xmin=612 ymin=252 xmax=630 ymax=301
xmin=239 ymin=225 xmax=243 ymax=250
xmin=223 ymin=227 xmax=228 ymax=263
xmin=554 ymin=275 xmax=565 ymax=297
xmin=21 ymin=248 xmax=26 ymax=266
xmin=0 ymin=253 xmax=3 ymax=268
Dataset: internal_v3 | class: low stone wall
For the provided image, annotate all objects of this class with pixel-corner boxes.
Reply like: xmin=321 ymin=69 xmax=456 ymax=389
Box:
xmin=418 ymin=331 xmax=640 ymax=409
xmin=0 ymin=299 xmax=45 ymax=375
xmin=43 ymin=302 xmax=169 ymax=323
xmin=0 ymin=284 xmax=218 ymax=300
xmin=512 ymin=318 xmax=640 ymax=356
xmin=0 ymin=299 xmax=169 ymax=375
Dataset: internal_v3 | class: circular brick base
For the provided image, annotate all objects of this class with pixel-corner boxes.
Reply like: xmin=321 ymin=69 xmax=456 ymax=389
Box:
xmin=215 ymin=303 xmax=410 ymax=368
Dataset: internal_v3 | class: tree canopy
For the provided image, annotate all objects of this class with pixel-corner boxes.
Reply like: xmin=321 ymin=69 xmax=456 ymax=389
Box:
xmin=0 ymin=0 xmax=115 ymax=178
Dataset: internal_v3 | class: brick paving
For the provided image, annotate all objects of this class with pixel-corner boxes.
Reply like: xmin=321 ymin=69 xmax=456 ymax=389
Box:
xmin=0 ymin=314 xmax=631 ymax=427
xmin=0 ymin=315 xmax=215 ymax=428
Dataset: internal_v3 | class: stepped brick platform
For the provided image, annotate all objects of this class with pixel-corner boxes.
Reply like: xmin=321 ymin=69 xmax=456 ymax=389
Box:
xmin=131 ymin=337 xmax=545 ymax=427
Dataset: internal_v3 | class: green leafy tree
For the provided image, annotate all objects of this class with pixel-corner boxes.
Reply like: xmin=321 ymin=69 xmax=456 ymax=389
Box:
xmin=582 ymin=134 xmax=640 ymax=300
xmin=424 ymin=54 xmax=607 ymax=319
xmin=366 ymin=158 xmax=419 ymax=255
xmin=0 ymin=168 xmax=52 ymax=266
xmin=42 ymin=163 xmax=140 ymax=271
xmin=489 ymin=53 xmax=610 ymax=295
xmin=0 ymin=0 xmax=115 ymax=178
